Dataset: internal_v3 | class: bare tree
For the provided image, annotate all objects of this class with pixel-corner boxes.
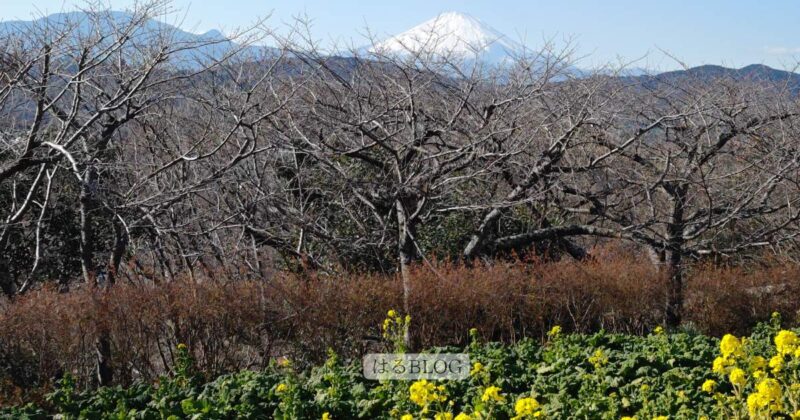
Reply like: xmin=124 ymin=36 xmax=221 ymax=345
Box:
xmin=588 ymin=74 xmax=800 ymax=325
xmin=0 ymin=1 xmax=276 ymax=383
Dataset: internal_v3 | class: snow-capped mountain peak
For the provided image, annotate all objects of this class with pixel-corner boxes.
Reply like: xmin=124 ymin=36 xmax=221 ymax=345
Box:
xmin=372 ymin=12 xmax=523 ymax=63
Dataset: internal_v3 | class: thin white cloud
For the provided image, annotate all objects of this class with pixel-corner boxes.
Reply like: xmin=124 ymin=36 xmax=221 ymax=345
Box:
xmin=764 ymin=46 xmax=800 ymax=55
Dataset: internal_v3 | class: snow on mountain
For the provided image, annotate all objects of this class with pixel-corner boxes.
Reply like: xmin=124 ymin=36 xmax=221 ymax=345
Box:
xmin=371 ymin=12 xmax=524 ymax=65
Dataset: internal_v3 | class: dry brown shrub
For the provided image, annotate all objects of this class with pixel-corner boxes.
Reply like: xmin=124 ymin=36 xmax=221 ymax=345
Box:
xmin=685 ymin=260 xmax=800 ymax=335
xmin=2 ymin=246 xmax=800 ymax=399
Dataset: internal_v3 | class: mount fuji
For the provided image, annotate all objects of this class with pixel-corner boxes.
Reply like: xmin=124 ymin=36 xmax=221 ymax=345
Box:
xmin=371 ymin=12 xmax=526 ymax=65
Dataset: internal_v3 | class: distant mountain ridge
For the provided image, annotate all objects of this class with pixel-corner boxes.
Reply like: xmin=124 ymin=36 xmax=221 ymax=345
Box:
xmin=632 ymin=64 xmax=800 ymax=93
xmin=0 ymin=11 xmax=271 ymax=65
xmin=3 ymin=10 xmax=800 ymax=89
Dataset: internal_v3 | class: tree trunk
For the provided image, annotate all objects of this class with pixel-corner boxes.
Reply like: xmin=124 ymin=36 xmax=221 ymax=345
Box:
xmin=79 ymin=170 xmax=97 ymax=285
xmin=395 ymin=198 xmax=418 ymax=350
xmin=95 ymin=332 xmax=113 ymax=386
xmin=664 ymin=185 xmax=687 ymax=328
xmin=647 ymin=246 xmax=666 ymax=271
xmin=80 ymin=165 xmax=115 ymax=386
xmin=107 ymin=220 xmax=128 ymax=285
xmin=664 ymin=249 xmax=684 ymax=327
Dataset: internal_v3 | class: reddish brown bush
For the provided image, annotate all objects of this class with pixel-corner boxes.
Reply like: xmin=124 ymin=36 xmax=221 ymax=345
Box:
xmin=685 ymin=261 xmax=800 ymax=335
xmin=2 ymin=248 xmax=800 ymax=403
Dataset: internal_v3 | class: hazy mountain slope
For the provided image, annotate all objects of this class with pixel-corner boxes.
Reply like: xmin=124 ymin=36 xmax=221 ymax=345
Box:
xmin=0 ymin=11 xmax=272 ymax=65
xmin=633 ymin=64 xmax=800 ymax=93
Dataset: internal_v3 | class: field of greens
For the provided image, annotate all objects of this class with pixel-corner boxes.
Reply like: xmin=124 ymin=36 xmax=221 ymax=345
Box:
xmin=3 ymin=312 xmax=800 ymax=419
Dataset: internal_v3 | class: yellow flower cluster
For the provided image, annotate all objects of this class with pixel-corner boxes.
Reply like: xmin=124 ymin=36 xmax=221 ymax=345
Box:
xmin=406 ymin=380 xmax=487 ymax=419
xmin=770 ymin=354 xmax=784 ymax=373
xmin=775 ymin=330 xmax=799 ymax=356
xmin=409 ymin=379 xmax=447 ymax=407
xmin=470 ymin=362 xmax=483 ymax=376
xmin=513 ymin=397 xmax=542 ymax=419
xmin=707 ymin=329 xmax=800 ymax=418
xmin=382 ymin=309 xmax=412 ymax=352
xmin=747 ymin=378 xmax=782 ymax=417
xmin=547 ymin=325 xmax=562 ymax=338
xmin=720 ymin=334 xmax=744 ymax=358
xmin=480 ymin=385 xmax=505 ymax=403
xmin=701 ymin=379 xmax=717 ymax=393
xmin=729 ymin=368 xmax=746 ymax=387
xmin=383 ymin=309 xmax=410 ymax=338
xmin=712 ymin=334 xmax=744 ymax=376
xmin=589 ymin=349 xmax=608 ymax=370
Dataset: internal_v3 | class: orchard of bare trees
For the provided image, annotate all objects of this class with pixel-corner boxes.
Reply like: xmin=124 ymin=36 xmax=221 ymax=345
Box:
xmin=3 ymin=2 xmax=800 ymax=385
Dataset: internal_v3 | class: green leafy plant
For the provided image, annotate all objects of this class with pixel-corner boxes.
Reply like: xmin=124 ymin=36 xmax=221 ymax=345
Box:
xmin=3 ymin=322 xmax=800 ymax=419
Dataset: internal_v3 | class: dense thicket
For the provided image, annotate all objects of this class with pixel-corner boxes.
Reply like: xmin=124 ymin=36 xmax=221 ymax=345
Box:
xmin=3 ymin=252 xmax=800 ymax=403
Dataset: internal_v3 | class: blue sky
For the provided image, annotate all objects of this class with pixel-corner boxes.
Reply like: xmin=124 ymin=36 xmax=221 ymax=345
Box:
xmin=3 ymin=0 xmax=800 ymax=70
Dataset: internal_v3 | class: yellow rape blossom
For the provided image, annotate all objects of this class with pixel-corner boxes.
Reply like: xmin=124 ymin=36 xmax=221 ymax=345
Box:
xmin=434 ymin=413 xmax=453 ymax=420
xmin=769 ymin=355 xmax=784 ymax=373
xmin=720 ymin=334 xmax=742 ymax=359
xmin=514 ymin=397 xmax=541 ymax=418
xmin=480 ymin=386 xmax=505 ymax=403
xmin=712 ymin=356 xmax=729 ymax=374
xmin=756 ymin=378 xmax=781 ymax=401
xmin=747 ymin=378 xmax=783 ymax=416
xmin=322 ymin=413 xmax=331 ymax=420
xmin=750 ymin=355 xmax=767 ymax=371
xmin=775 ymin=330 xmax=799 ymax=356
xmin=747 ymin=394 xmax=762 ymax=417
xmin=401 ymin=415 xmax=413 ymax=420
xmin=409 ymin=379 xmax=446 ymax=407
xmin=701 ymin=379 xmax=717 ymax=393
xmin=470 ymin=362 xmax=483 ymax=376
xmin=548 ymin=325 xmax=562 ymax=337
xmin=589 ymin=349 xmax=608 ymax=369
xmin=729 ymin=368 xmax=746 ymax=387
